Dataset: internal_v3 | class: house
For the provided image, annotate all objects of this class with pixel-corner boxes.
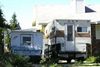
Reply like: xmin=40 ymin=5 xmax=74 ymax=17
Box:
xmin=10 ymin=28 xmax=43 ymax=60
xmin=34 ymin=0 xmax=100 ymax=56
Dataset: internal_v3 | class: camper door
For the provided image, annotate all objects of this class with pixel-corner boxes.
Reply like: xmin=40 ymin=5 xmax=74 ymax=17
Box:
xmin=64 ymin=23 xmax=75 ymax=51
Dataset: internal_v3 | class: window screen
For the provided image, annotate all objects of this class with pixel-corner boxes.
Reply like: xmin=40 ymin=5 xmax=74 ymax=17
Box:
xmin=23 ymin=37 xmax=31 ymax=45
xmin=77 ymin=27 xmax=87 ymax=32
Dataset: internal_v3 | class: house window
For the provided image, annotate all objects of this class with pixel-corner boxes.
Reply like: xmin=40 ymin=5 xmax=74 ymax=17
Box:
xmin=21 ymin=35 xmax=32 ymax=45
xmin=77 ymin=27 xmax=87 ymax=32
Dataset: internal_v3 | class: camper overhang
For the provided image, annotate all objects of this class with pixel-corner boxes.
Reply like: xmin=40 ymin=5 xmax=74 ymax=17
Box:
xmin=91 ymin=20 xmax=100 ymax=24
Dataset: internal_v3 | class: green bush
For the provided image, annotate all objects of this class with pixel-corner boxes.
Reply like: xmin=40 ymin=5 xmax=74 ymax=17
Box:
xmin=85 ymin=56 xmax=96 ymax=63
xmin=50 ymin=63 xmax=57 ymax=67
xmin=95 ymin=56 xmax=100 ymax=63
xmin=11 ymin=54 xmax=32 ymax=67
xmin=0 ymin=53 xmax=32 ymax=67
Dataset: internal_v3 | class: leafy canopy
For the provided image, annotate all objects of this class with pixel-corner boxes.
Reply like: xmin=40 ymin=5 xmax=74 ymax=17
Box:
xmin=10 ymin=13 xmax=21 ymax=30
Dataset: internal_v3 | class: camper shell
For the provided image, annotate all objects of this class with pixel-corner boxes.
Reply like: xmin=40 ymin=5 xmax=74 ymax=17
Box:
xmin=45 ymin=19 xmax=91 ymax=62
xmin=10 ymin=29 xmax=43 ymax=59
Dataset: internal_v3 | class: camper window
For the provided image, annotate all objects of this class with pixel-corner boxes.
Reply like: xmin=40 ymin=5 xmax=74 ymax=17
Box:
xmin=23 ymin=37 xmax=31 ymax=45
xmin=77 ymin=27 xmax=87 ymax=32
xmin=67 ymin=25 xmax=73 ymax=41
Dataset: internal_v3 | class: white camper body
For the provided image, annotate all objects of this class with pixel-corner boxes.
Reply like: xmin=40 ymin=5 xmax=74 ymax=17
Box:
xmin=45 ymin=19 xmax=91 ymax=61
xmin=11 ymin=29 xmax=43 ymax=58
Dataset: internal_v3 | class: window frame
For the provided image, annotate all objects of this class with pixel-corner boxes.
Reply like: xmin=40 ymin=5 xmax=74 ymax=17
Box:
xmin=21 ymin=34 xmax=32 ymax=46
xmin=77 ymin=27 xmax=88 ymax=33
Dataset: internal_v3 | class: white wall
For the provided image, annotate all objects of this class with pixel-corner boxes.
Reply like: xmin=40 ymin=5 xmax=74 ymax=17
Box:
xmin=11 ymin=33 xmax=20 ymax=46
xmin=47 ymin=19 xmax=91 ymax=52
xmin=11 ymin=31 xmax=43 ymax=55
xmin=69 ymin=0 xmax=85 ymax=13
xmin=11 ymin=31 xmax=43 ymax=50
xmin=33 ymin=33 xmax=43 ymax=50
xmin=55 ymin=20 xmax=91 ymax=32
xmin=76 ymin=37 xmax=91 ymax=44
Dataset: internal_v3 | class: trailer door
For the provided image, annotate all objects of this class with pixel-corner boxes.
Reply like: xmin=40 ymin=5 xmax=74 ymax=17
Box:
xmin=64 ymin=23 xmax=75 ymax=51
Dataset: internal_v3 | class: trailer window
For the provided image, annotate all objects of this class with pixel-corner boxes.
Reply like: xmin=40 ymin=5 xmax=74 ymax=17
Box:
xmin=23 ymin=37 xmax=31 ymax=45
xmin=77 ymin=27 xmax=87 ymax=32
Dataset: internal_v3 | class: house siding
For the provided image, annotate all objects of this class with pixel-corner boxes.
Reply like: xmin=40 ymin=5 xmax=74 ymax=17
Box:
xmin=91 ymin=24 xmax=100 ymax=56
xmin=11 ymin=31 xmax=43 ymax=56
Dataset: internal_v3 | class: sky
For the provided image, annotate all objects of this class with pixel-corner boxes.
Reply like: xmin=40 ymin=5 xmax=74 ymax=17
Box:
xmin=0 ymin=0 xmax=100 ymax=29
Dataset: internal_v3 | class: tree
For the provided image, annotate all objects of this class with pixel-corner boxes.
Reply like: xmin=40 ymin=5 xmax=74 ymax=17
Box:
xmin=0 ymin=9 xmax=6 ymax=28
xmin=0 ymin=8 xmax=10 ymax=54
xmin=4 ymin=30 xmax=11 ymax=52
xmin=0 ymin=8 xmax=10 ymax=28
xmin=4 ymin=13 xmax=21 ymax=52
xmin=10 ymin=13 xmax=21 ymax=30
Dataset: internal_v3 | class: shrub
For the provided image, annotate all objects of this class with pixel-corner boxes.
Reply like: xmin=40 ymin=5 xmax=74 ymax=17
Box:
xmin=11 ymin=54 xmax=32 ymax=67
xmin=85 ymin=56 xmax=96 ymax=63
xmin=0 ymin=53 xmax=32 ymax=67
xmin=95 ymin=56 xmax=100 ymax=63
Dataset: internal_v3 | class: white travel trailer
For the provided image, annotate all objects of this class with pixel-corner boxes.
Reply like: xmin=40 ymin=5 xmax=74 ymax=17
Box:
xmin=10 ymin=29 xmax=43 ymax=62
xmin=45 ymin=19 xmax=91 ymax=62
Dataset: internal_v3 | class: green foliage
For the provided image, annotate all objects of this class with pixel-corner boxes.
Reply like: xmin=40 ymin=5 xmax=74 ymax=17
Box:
xmin=0 ymin=53 xmax=32 ymax=67
xmin=10 ymin=13 xmax=21 ymax=30
xmin=50 ymin=63 xmax=58 ymax=67
xmin=85 ymin=56 xmax=97 ymax=63
xmin=5 ymin=31 xmax=10 ymax=45
xmin=0 ymin=28 xmax=3 ymax=43
xmin=95 ymin=56 xmax=100 ymax=63
xmin=4 ymin=30 xmax=11 ymax=52
xmin=86 ymin=56 xmax=100 ymax=63
xmin=0 ymin=8 xmax=10 ymax=28
xmin=0 ymin=8 xmax=10 ymax=54
xmin=11 ymin=54 xmax=32 ymax=67
xmin=0 ymin=8 xmax=6 ymax=28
